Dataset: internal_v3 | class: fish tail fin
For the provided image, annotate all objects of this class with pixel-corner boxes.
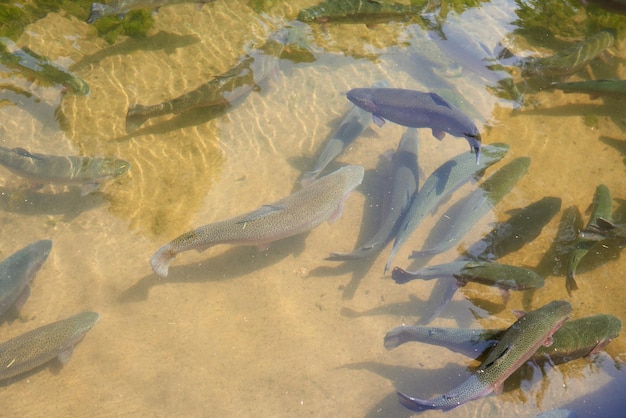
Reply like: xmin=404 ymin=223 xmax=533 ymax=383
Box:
xmin=126 ymin=104 xmax=154 ymax=133
xmin=391 ymin=267 xmax=416 ymax=284
xmin=396 ymin=391 xmax=433 ymax=411
xmin=383 ymin=328 xmax=411 ymax=350
xmin=86 ymin=3 xmax=112 ymax=23
xmin=150 ymin=244 xmax=175 ymax=277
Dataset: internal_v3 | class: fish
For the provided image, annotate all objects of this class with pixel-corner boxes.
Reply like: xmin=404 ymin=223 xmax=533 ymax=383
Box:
xmin=0 ymin=240 xmax=52 ymax=317
xmin=125 ymin=28 xmax=287 ymax=133
xmin=397 ymin=300 xmax=572 ymax=411
xmin=297 ymin=0 xmax=425 ymax=24
xmin=581 ymin=217 xmax=626 ymax=242
xmin=412 ymin=157 xmax=530 ymax=258
xmin=150 ymin=165 xmax=365 ymax=277
xmin=385 ymin=314 xmax=621 ymax=364
xmin=0 ymin=146 xmax=130 ymax=196
xmin=582 ymin=0 xmax=626 ymax=15
xmin=86 ymin=0 xmax=211 ymax=23
xmin=392 ymin=260 xmax=545 ymax=291
xmin=464 ymin=196 xmax=561 ymax=261
xmin=520 ymin=30 xmax=615 ymax=79
xmin=535 ymin=205 xmax=583 ymax=278
xmin=327 ymin=128 xmax=419 ymax=260
xmin=346 ymin=87 xmax=482 ymax=162
xmin=550 ymin=79 xmax=626 ymax=98
xmin=566 ymin=184 xmax=612 ymax=294
xmin=0 ymin=38 xmax=89 ymax=95
xmin=301 ymin=79 xmax=389 ymax=186
xmin=384 ymin=142 xmax=509 ymax=272
xmin=0 ymin=311 xmax=99 ymax=381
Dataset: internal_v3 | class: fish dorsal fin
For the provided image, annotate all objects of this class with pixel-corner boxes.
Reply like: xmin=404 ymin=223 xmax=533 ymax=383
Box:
xmin=236 ymin=204 xmax=284 ymax=224
xmin=482 ymin=345 xmax=511 ymax=370
xmin=595 ymin=217 xmax=615 ymax=229
xmin=373 ymin=114 xmax=386 ymax=127
xmin=428 ymin=92 xmax=454 ymax=110
xmin=512 ymin=309 xmax=526 ymax=319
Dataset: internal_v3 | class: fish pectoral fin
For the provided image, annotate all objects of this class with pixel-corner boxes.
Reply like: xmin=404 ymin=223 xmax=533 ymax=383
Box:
xmin=236 ymin=204 xmax=285 ymax=224
xmin=493 ymin=383 xmax=504 ymax=396
xmin=80 ymin=183 xmax=100 ymax=196
xmin=57 ymin=347 xmax=75 ymax=365
xmin=373 ymin=114 xmax=386 ymax=127
xmin=432 ymin=129 xmax=446 ymax=140
xmin=12 ymin=284 xmax=31 ymax=313
xmin=499 ymin=288 xmax=510 ymax=305
xmin=428 ymin=92 xmax=454 ymax=110
xmin=542 ymin=335 xmax=554 ymax=347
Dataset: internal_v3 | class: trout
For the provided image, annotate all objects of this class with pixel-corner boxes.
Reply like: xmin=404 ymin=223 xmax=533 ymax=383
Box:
xmin=397 ymin=300 xmax=572 ymax=411
xmin=126 ymin=28 xmax=287 ymax=132
xmin=346 ymin=87 xmax=482 ymax=162
xmin=551 ymin=79 xmax=626 ymax=98
xmin=0 ymin=240 xmax=52 ymax=316
xmin=0 ymin=146 xmax=130 ymax=195
xmin=0 ymin=312 xmax=99 ymax=381
xmin=327 ymin=128 xmax=419 ymax=260
xmin=297 ymin=0 xmax=425 ymax=23
xmin=581 ymin=217 xmax=626 ymax=242
xmin=150 ymin=165 xmax=364 ymax=277
xmin=87 ymin=0 xmax=211 ymax=23
xmin=384 ymin=143 xmax=509 ymax=272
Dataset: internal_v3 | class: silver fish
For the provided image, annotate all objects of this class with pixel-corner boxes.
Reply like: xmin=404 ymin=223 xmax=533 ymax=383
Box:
xmin=384 ymin=142 xmax=509 ymax=272
xmin=0 ymin=311 xmax=99 ymax=381
xmin=0 ymin=146 xmax=130 ymax=195
xmin=151 ymin=165 xmax=365 ymax=277
xmin=0 ymin=240 xmax=52 ymax=316
xmin=328 ymin=128 xmax=419 ymax=260
xmin=87 ymin=0 xmax=211 ymax=23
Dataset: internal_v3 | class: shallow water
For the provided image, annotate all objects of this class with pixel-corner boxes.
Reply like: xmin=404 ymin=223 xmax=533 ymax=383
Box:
xmin=0 ymin=0 xmax=625 ymax=416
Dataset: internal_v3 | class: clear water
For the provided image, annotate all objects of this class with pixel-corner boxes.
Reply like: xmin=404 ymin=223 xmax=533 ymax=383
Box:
xmin=0 ymin=0 xmax=625 ymax=416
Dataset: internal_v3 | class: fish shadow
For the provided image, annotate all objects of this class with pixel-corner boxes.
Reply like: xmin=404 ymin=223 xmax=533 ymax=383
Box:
xmin=119 ymin=233 xmax=308 ymax=303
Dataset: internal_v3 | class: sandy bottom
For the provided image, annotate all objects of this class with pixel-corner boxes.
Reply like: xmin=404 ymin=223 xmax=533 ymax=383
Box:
xmin=0 ymin=0 xmax=625 ymax=416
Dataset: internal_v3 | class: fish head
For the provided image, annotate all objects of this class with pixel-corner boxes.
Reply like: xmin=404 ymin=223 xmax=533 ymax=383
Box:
xmin=464 ymin=131 xmax=482 ymax=164
xmin=111 ymin=159 xmax=131 ymax=177
xmin=346 ymin=88 xmax=378 ymax=113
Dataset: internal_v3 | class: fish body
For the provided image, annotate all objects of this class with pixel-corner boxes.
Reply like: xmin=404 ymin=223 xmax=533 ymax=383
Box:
xmin=385 ymin=142 xmax=509 ymax=272
xmin=0 ymin=240 xmax=52 ymax=316
xmin=0 ymin=146 xmax=130 ymax=195
xmin=297 ymin=0 xmax=424 ymax=23
xmin=87 ymin=0 xmax=208 ymax=23
xmin=0 ymin=38 xmax=89 ymax=95
xmin=150 ymin=165 xmax=365 ymax=277
xmin=551 ymin=79 xmax=626 ymax=98
xmin=566 ymin=184 xmax=612 ymax=294
xmin=413 ymin=157 xmax=530 ymax=257
xmin=521 ymin=30 xmax=615 ymax=79
xmin=301 ymin=79 xmax=389 ymax=186
xmin=328 ymin=128 xmax=419 ymax=260
xmin=464 ymin=196 xmax=561 ymax=261
xmin=386 ymin=314 xmax=621 ymax=364
xmin=392 ymin=260 xmax=545 ymax=290
xmin=584 ymin=0 xmax=626 ymax=14
xmin=0 ymin=311 xmax=99 ymax=381
xmin=581 ymin=217 xmax=626 ymax=242
xmin=397 ymin=300 xmax=572 ymax=411
xmin=346 ymin=87 xmax=482 ymax=160
xmin=126 ymin=28 xmax=287 ymax=132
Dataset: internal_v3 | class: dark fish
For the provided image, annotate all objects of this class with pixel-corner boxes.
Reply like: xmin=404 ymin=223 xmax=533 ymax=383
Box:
xmin=551 ymin=79 xmax=626 ymax=98
xmin=125 ymin=28 xmax=287 ymax=133
xmin=0 ymin=240 xmax=52 ymax=316
xmin=327 ymin=128 xmax=419 ymax=260
xmin=464 ymin=196 xmax=561 ymax=261
xmin=521 ymin=30 xmax=615 ymax=79
xmin=412 ymin=157 xmax=530 ymax=258
xmin=582 ymin=0 xmax=626 ymax=15
xmin=150 ymin=165 xmax=364 ymax=277
xmin=0 ymin=146 xmax=130 ymax=196
xmin=0 ymin=38 xmax=89 ymax=95
xmin=0 ymin=312 xmax=99 ymax=381
xmin=397 ymin=300 xmax=572 ymax=411
xmin=297 ymin=0 xmax=425 ymax=23
xmin=385 ymin=314 xmax=621 ymax=364
xmin=346 ymin=87 xmax=482 ymax=161
xmin=87 ymin=0 xmax=211 ymax=23
xmin=535 ymin=205 xmax=583 ymax=278
xmin=301 ymin=79 xmax=389 ymax=186
xmin=566 ymin=184 xmax=612 ymax=294
xmin=581 ymin=217 xmax=626 ymax=242
xmin=384 ymin=143 xmax=509 ymax=272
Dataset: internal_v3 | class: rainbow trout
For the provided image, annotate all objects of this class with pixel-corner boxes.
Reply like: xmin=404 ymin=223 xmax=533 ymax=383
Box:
xmin=566 ymin=184 xmax=612 ymax=294
xmin=413 ymin=157 xmax=530 ymax=258
xmin=301 ymin=79 xmax=389 ymax=186
xmin=327 ymin=128 xmax=419 ymax=260
xmin=87 ymin=0 xmax=211 ymax=23
xmin=0 ymin=240 xmax=52 ymax=316
xmin=126 ymin=28 xmax=287 ymax=133
xmin=581 ymin=217 xmax=626 ymax=242
xmin=150 ymin=165 xmax=364 ymax=277
xmin=0 ymin=146 xmax=130 ymax=195
xmin=521 ymin=30 xmax=615 ymax=79
xmin=384 ymin=143 xmax=509 ymax=272
xmin=385 ymin=314 xmax=621 ymax=363
xmin=551 ymin=79 xmax=626 ymax=98
xmin=0 ymin=38 xmax=89 ymax=95
xmin=346 ymin=88 xmax=482 ymax=162
xmin=397 ymin=300 xmax=572 ymax=411
xmin=0 ymin=312 xmax=99 ymax=381
xmin=297 ymin=0 xmax=425 ymax=23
